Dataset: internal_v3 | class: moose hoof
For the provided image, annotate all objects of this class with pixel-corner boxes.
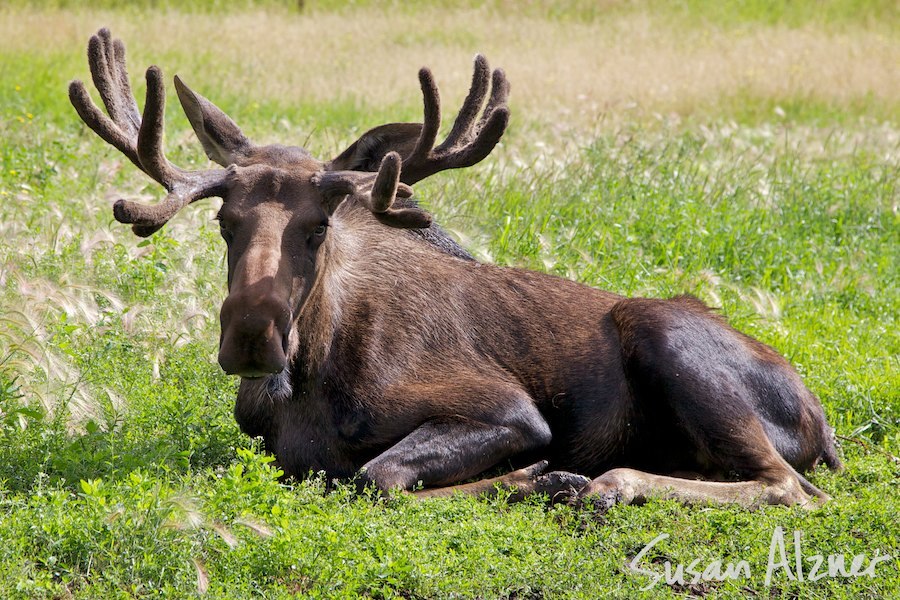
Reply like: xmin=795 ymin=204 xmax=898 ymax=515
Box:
xmin=534 ymin=471 xmax=591 ymax=503
xmin=577 ymin=469 xmax=636 ymax=511
xmin=579 ymin=487 xmax=623 ymax=512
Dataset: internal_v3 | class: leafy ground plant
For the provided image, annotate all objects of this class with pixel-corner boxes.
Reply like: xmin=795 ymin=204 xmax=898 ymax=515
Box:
xmin=0 ymin=1 xmax=897 ymax=598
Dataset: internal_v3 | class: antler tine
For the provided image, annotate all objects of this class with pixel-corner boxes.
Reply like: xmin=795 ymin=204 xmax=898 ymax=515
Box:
xmin=365 ymin=153 xmax=432 ymax=229
xmin=434 ymin=54 xmax=490 ymax=153
xmin=400 ymin=54 xmax=510 ymax=185
xmin=71 ymin=28 xmax=228 ymax=237
xmin=314 ymin=153 xmax=430 ymax=230
xmin=90 ymin=29 xmax=141 ymax=138
xmin=410 ymin=67 xmax=441 ymax=166
xmin=479 ymin=67 xmax=511 ymax=130
xmin=69 ymin=29 xmax=143 ymax=170
xmin=137 ymin=66 xmax=181 ymax=187
xmin=110 ymin=37 xmax=143 ymax=134
xmin=368 ymin=152 xmax=406 ymax=213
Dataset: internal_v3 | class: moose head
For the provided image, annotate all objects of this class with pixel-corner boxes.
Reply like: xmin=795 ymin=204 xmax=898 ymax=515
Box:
xmin=70 ymin=28 xmax=508 ymax=379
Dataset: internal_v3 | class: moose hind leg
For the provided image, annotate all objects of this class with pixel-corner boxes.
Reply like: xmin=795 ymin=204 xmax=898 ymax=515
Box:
xmin=579 ymin=467 xmax=817 ymax=510
xmin=611 ymin=297 xmax=830 ymax=506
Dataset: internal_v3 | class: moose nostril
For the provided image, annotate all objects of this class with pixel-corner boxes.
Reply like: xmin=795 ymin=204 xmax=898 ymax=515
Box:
xmin=218 ymin=294 xmax=292 ymax=377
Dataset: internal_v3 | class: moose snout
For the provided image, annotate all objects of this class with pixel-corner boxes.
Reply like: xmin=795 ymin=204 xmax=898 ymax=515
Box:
xmin=218 ymin=292 xmax=292 ymax=378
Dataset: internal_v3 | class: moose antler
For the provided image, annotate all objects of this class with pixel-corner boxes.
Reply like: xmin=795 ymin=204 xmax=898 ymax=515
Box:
xmin=69 ymin=28 xmax=228 ymax=237
xmin=314 ymin=152 xmax=431 ymax=229
xmin=399 ymin=55 xmax=510 ymax=185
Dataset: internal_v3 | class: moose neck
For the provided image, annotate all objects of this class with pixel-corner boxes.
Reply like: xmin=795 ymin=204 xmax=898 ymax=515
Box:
xmin=293 ymin=199 xmax=428 ymax=376
xmin=236 ymin=198 xmax=471 ymax=415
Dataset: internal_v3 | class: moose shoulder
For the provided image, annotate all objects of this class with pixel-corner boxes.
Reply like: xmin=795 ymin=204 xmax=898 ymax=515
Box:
xmin=71 ymin=29 xmax=841 ymax=509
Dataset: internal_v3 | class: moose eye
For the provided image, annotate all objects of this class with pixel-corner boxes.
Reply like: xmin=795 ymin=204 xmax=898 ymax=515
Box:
xmin=313 ymin=223 xmax=328 ymax=237
xmin=218 ymin=221 xmax=234 ymax=244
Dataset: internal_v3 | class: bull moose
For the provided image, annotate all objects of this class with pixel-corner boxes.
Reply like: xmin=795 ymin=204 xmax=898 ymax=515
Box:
xmin=70 ymin=29 xmax=841 ymax=508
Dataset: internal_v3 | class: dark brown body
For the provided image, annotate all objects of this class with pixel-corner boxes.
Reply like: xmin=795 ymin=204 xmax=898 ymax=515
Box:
xmin=235 ymin=199 xmax=839 ymax=501
xmin=72 ymin=29 xmax=840 ymax=508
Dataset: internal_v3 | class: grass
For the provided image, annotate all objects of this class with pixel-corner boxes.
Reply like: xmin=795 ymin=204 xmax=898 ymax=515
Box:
xmin=1 ymin=1 xmax=898 ymax=597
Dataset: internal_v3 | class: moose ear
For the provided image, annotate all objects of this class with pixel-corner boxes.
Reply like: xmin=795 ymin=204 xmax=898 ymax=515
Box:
xmin=174 ymin=76 xmax=252 ymax=167
xmin=327 ymin=122 xmax=423 ymax=172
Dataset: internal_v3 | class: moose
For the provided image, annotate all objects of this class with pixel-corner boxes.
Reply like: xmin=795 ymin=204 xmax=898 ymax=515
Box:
xmin=71 ymin=29 xmax=841 ymax=508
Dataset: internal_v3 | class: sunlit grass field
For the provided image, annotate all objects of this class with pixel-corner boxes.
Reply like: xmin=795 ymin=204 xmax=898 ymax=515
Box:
xmin=0 ymin=1 xmax=897 ymax=597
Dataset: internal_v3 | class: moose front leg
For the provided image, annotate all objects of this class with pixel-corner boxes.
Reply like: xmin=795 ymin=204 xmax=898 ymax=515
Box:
xmin=359 ymin=412 xmax=588 ymax=501
xmin=411 ymin=461 xmax=591 ymax=502
xmin=358 ymin=411 xmax=546 ymax=491
xmin=357 ymin=386 xmax=585 ymax=498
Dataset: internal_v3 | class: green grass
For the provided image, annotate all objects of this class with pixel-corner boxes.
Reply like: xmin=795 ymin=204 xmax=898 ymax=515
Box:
xmin=1 ymin=1 xmax=898 ymax=598
xmin=6 ymin=0 xmax=899 ymax=29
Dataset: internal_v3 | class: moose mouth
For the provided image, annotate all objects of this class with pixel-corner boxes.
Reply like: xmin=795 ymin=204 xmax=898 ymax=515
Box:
xmin=218 ymin=327 xmax=289 ymax=377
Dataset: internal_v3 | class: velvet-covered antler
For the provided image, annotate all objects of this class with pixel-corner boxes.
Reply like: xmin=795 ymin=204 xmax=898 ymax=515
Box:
xmin=399 ymin=54 xmax=510 ymax=185
xmin=69 ymin=28 xmax=229 ymax=237
xmin=327 ymin=55 xmax=511 ymax=184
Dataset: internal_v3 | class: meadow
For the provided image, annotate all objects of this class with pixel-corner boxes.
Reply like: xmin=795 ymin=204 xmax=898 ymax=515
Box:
xmin=0 ymin=1 xmax=897 ymax=597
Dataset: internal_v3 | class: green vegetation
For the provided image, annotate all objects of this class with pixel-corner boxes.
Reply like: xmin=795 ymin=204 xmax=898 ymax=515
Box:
xmin=1 ymin=1 xmax=897 ymax=597
xmin=5 ymin=0 xmax=899 ymax=29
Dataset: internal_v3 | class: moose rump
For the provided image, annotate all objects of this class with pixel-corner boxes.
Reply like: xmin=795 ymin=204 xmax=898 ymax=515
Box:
xmin=595 ymin=296 xmax=840 ymax=480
